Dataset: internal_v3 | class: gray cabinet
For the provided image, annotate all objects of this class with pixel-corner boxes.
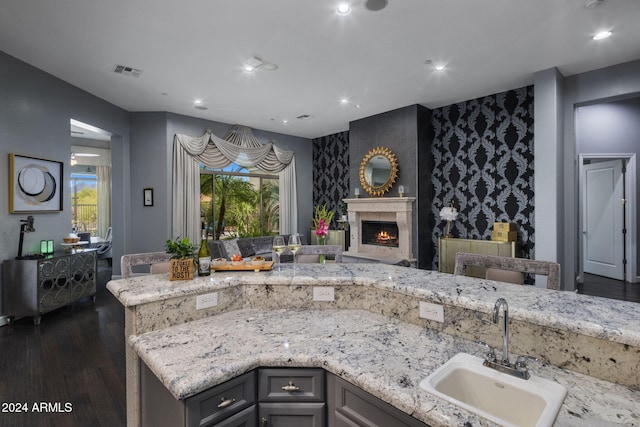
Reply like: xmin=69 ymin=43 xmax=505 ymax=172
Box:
xmin=327 ymin=374 xmax=429 ymax=427
xmin=2 ymin=251 xmax=97 ymax=325
xmin=141 ymin=366 xmax=429 ymax=427
xmin=258 ymin=368 xmax=325 ymax=427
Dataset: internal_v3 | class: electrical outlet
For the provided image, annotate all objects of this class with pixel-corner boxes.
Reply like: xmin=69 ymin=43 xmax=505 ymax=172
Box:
xmin=313 ymin=287 xmax=335 ymax=302
xmin=196 ymin=292 xmax=218 ymax=310
xmin=419 ymin=301 xmax=444 ymax=322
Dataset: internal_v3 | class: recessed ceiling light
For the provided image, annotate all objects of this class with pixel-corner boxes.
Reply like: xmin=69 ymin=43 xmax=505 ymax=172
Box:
xmin=194 ymin=99 xmax=203 ymax=105
xmin=435 ymin=65 xmax=446 ymax=71
xmin=364 ymin=0 xmax=388 ymax=12
xmin=243 ymin=64 xmax=255 ymax=72
xmin=336 ymin=3 xmax=351 ymax=15
xmin=282 ymin=119 xmax=289 ymax=124
xmin=593 ymin=30 xmax=612 ymax=40
xmin=340 ymin=98 xmax=349 ymax=104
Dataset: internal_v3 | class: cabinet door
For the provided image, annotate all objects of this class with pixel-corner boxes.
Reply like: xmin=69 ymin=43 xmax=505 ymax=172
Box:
xmin=70 ymin=252 xmax=96 ymax=300
xmin=327 ymin=374 xmax=427 ymax=427
xmin=258 ymin=403 xmax=325 ymax=427
xmin=38 ymin=257 xmax=71 ymax=312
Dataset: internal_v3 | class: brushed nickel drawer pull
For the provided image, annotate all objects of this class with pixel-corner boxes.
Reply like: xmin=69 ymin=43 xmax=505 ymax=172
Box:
xmin=217 ymin=397 xmax=235 ymax=408
xmin=281 ymin=381 xmax=300 ymax=392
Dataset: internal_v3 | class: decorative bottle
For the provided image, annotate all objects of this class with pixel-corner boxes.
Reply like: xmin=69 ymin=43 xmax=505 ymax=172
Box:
xmin=198 ymin=229 xmax=211 ymax=276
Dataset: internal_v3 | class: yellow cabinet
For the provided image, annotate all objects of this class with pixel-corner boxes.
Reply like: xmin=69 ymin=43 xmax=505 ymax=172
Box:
xmin=310 ymin=230 xmax=346 ymax=251
xmin=438 ymin=237 xmax=518 ymax=276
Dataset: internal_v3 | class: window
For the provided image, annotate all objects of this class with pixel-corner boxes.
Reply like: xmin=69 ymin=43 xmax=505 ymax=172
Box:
xmin=70 ymin=170 xmax=97 ymax=233
xmin=200 ymin=164 xmax=279 ymax=239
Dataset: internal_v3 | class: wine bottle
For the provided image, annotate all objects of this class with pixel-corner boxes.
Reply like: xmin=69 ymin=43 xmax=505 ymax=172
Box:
xmin=198 ymin=229 xmax=211 ymax=276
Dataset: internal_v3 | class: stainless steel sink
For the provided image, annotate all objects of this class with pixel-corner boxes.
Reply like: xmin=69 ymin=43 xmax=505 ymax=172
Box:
xmin=419 ymin=353 xmax=567 ymax=427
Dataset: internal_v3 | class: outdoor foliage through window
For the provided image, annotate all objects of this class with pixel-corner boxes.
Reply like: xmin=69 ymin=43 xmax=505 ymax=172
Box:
xmin=200 ymin=164 xmax=279 ymax=239
xmin=71 ymin=171 xmax=98 ymax=234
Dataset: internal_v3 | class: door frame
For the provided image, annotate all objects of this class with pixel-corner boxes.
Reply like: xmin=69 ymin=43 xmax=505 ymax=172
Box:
xmin=578 ymin=153 xmax=637 ymax=283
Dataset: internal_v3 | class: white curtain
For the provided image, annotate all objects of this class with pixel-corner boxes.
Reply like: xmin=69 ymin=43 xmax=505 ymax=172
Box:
xmin=279 ymin=156 xmax=297 ymax=235
xmin=96 ymin=165 xmax=112 ymax=238
xmin=172 ymin=126 xmax=297 ymax=242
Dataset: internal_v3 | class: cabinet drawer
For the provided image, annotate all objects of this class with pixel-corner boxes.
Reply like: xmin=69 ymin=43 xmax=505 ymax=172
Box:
xmin=187 ymin=371 xmax=257 ymax=427
xmin=213 ymin=404 xmax=256 ymax=427
xmin=258 ymin=402 xmax=325 ymax=427
xmin=258 ymin=368 xmax=325 ymax=402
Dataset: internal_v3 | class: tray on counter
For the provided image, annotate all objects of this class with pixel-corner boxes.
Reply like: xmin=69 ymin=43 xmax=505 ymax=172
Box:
xmin=211 ymin=260 xmax=274 ymax=272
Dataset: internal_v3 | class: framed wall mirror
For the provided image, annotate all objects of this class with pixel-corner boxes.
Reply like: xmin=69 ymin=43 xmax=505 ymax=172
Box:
xmin=358 ymin=147 xmax=399 ymax=197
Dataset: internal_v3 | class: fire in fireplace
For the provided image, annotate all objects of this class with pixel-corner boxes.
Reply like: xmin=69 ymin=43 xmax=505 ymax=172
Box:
xmin=362 ymin=221 xmax=399 ymax=247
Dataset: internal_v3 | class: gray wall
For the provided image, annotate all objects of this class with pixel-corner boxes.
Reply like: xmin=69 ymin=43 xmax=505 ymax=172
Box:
xmin=0 ymin=51 xmax=131 ymax=315
xmin=0 ymin=49 xmax=314 ymax=321
xmin=349 ymin=105 xmax=433 ymax=267
xmin=561 ymin=59 xmax=640 ymax=288
xmin=575 ymin=96 xmax=640 ymax=270
xmin=126 ymin=112 xmax=314 ymax=251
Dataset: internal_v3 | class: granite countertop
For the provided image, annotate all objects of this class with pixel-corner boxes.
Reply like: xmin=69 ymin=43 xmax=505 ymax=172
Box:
xmin=108 ymin=263 xmax=640 ymax=348
xmin=129 ymin=308 xmax=640 ymax=427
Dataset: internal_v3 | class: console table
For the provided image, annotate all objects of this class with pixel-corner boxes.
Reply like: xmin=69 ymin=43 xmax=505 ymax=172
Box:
xmin=2 ymin=250 xmax=97 ymax=325
xmin=438 ymin=237 xmax=518 ymax=276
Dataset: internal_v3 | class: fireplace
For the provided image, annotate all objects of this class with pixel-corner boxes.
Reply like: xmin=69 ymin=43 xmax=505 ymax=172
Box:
xmin=362 ymin=221 xmax=399 ymax=247
xmin=343 ymin=197 xmax=415 ymax=263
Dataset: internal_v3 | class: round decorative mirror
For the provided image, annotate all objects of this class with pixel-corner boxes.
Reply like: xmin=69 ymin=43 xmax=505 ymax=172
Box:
xmin=358 ymin=147 xmax=399 ymax=197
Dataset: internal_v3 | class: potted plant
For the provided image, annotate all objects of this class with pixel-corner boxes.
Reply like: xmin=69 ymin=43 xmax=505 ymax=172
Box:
xmin=165 ymin=237 xmax=197 ymax=280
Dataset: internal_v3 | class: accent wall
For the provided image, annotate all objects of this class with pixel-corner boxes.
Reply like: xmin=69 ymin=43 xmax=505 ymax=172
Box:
xmin=430 ymin=86 xmax=535 ymax=269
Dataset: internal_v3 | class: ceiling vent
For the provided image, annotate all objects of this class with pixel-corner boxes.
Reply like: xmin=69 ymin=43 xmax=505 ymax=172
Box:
xmin=112 ymin=64 xmax=142 ymax=77
xmin=296 ymin=114 xmax=314 ymax=120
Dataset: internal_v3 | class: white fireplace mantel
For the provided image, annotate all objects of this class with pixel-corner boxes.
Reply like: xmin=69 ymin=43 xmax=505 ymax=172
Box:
xmin=343 ymin=197 xmax=416 ymax=263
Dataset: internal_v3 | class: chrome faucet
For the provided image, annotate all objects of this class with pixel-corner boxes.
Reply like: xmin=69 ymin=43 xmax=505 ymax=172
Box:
xmin=483 ymin=297 xmax=531 ymax=380
xmin=493 ymin=298 xmax=509 ymax=365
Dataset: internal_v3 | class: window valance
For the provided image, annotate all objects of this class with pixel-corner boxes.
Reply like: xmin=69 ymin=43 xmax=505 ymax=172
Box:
xmin=174 ymin=125 xmax=294 ymax=172
xmin=172 ymin=125 xmax=297 ymax=243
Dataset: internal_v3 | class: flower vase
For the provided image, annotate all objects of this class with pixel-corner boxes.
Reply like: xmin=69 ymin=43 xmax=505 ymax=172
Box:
xmin=317 ymin=235 xmax=326 ymax=264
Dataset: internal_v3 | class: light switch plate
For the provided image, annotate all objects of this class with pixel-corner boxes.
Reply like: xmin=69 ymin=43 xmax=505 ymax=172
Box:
xmin=196 ymin=292 xmax=218 ymax=310
xmin=419 ymin=301 xmax=444 ymax=322
xmin=313 ymin=287 xmax=335 ymax=301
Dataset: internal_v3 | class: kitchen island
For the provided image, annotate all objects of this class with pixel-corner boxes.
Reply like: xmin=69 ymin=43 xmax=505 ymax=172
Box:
xmin=107 ymin=263 xmax=640 ymax=426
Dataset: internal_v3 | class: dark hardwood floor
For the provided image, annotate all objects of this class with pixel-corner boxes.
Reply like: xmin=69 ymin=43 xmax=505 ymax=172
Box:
xmin=0 ymin=261 xmax=126 ymax=427
xmin=577 ymin=272 xmax=640 ymax=303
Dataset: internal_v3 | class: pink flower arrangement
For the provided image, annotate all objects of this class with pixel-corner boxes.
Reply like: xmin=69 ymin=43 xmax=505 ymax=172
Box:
xmin=312 ymin=204 xmax=334 ymax=241
xmin=315 ymin=218 xmax=329 ymax=238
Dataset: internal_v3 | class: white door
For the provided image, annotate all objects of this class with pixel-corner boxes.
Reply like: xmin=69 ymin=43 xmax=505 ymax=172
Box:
xmin=582 ymin=159 xmax=625 ymax=280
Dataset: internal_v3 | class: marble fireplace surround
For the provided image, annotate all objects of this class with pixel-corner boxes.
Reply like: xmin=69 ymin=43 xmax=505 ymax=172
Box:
xmin=344 ymin=197 xmax=416 ymax=262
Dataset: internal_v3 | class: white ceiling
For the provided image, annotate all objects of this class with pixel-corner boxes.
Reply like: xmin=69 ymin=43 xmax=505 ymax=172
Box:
xmin=1 ymin=0 xmax=639 ymax=139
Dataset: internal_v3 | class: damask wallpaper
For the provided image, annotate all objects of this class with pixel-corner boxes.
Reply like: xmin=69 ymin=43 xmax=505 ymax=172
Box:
xmin=312 ymin=131 xmax=350 ymax=227
xmin=430 ymin=86 xmax=535 ymax=269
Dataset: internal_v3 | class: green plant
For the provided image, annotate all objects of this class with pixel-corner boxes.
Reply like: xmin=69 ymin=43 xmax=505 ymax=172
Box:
xmin=165 ymin=237 xmax=197 ymax=260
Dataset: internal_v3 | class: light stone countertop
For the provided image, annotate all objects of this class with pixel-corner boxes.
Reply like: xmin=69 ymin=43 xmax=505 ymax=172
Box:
xmin=108 ymin=263 xmax=640 ymax=426
xmin=108 ymin=263 xmax=640 ymax=348
xmin=129 ymin=308 xmax=640 ymax=427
